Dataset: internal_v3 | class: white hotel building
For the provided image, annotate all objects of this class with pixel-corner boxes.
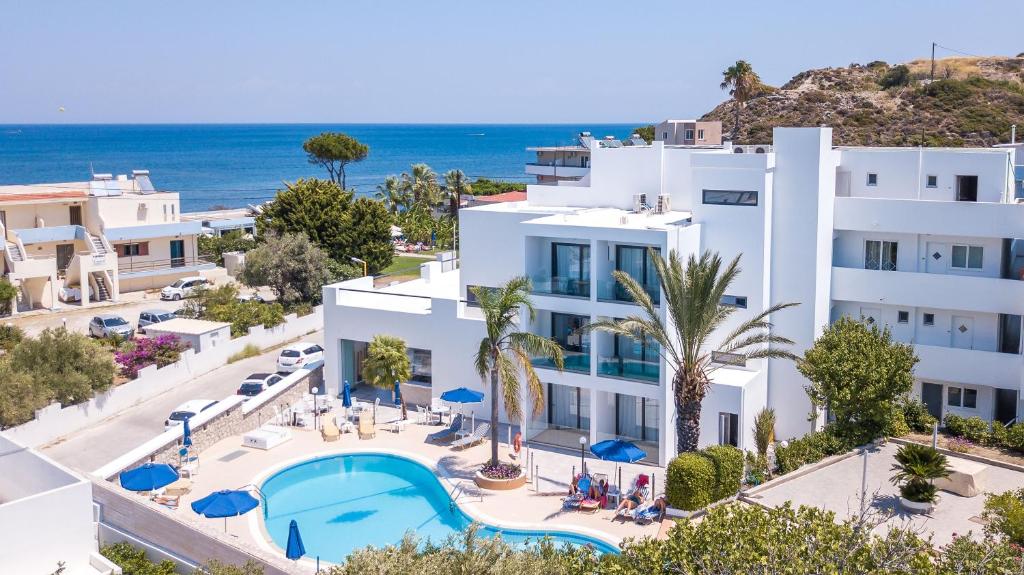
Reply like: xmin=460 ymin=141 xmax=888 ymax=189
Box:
xmin=324 ymin=127 xmax=1024 ymax=465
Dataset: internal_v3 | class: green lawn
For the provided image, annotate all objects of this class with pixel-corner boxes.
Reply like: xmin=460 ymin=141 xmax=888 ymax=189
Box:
xmin=382 ymin=255 xmax=428 ymax=276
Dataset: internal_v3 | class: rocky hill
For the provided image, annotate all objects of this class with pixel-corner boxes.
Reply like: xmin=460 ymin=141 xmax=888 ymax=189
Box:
xmin=700 ymin=56 xmax=1024 ymax=147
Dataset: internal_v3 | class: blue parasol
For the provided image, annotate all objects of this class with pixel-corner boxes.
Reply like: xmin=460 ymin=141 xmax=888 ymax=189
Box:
xmin=191 ymin=489 xmax=261 ymax=531
xmin=285 ymin=519 xmax=306 ymax=560
xmin=119 ymin=462 xmax=179 ymax=492
xmin=182 ymin=416 xmax=192 ymax=448
xmin=393 ymin=380 xmax=402 ymax=406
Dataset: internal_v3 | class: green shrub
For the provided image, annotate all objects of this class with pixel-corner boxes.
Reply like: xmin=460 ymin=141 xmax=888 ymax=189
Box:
xmin=744 ymin=451 xmax=769 ymax=485
xmin=1005 ymin=423 xmax=1024 ymax=452
xmin=901 ymin=399 xmax=937 ymax=433
xmin=774 ymin=428 xmax=854 ymax=476
xmin=100 ymin=543 xmax=176 ymax=575
xmin=666 ymin=453 xmax=716 ymax=511
xmin=0 ymin=323 xmax=24 ymax=352
xmin=703 ymin=445 xmax=744 ymax=501
xmin=945 ymin=415 xmax=990 ymax=443
xmin=943 ymin=414 xmax=966 ymax=436
xmin=880 ymin=64 xmax=911 ymax=89
xmin=883 ymin=409 xmax=911 ymax=438
xmin=0 ymin=278 xmax=16 ymax=316
xmin=989 ymin=420 xmax=1009 ymax=447
xmin=983 ymin=489 xmax=1024 ymax=546
xmin=227 ymin=344 xmax=261 ymax=364
xmin=752 ymin=407 xmax=775 ymax=457
xmin=291 ymin=302 xmax=314 ymax=317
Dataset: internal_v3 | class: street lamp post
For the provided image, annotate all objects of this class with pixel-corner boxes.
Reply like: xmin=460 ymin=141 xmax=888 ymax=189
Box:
xmin=579 ymin=436 xmax=587 ymax=475
xmin=311 ymin=386 xmax=320 ymax=430
xmin=348 ymin=256 xmax=367 ymax=277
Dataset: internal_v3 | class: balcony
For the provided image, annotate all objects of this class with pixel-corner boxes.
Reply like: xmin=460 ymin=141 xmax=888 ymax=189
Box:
xmin=597 ymin=279 xmax=660 ymax=306
xmin=831 ymin=266 xmax=1024 ymax=316
xmin=530 ymin=274 xmax=590 ymax=299
xmin=532 ymin=350 xmax=591 ymax=375
xmin=525 ymin=163 xmax=589 ymax=178
xmin=118 ymin=255 xmax=216 ymax=278
xmin=914 ymin=344 xmax=1022 ymax=390
xmin=833 ymin=196 xmax=1024 ymax=239
xmin=597 ymin=355 xmax=660 ymax=384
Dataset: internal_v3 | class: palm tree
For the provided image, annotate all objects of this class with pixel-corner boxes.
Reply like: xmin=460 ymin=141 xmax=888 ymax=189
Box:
xmin=473 ymin=278 xmax=564 ymax=466
xmin=361 ymin=335 xmax=412 ymax=420
xmin=375 ymin=175 xmax=408 ymax=215
xmin=720 ymin=60 xmax=762 ymax=140
xmin=443 ymin=169 xmax=472 ymax=217
xmin=403 ymin=163 xmax=440 ymax=207
xmin=890 ymin=443 xmax=950 ymax=504
xmin=591 ymin=250 xmax=797 ymax=453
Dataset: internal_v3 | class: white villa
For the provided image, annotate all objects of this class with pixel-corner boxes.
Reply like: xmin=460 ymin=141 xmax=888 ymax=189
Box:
xmin=323 ymin=126 xmax=1024 ymax=465
xmin=1 ymin=171 xmax=214 ymax=311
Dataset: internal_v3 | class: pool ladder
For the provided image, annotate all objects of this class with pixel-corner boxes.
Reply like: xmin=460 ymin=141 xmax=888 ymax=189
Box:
xmin=449 ymin=482 xmax=482 ymax=511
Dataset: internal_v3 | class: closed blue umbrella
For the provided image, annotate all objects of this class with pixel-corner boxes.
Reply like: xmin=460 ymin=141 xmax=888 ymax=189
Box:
xmin=191 ymin=489 xmax=260 ymax=531
xmin=119 ymin=462 xmax=178 ymax=492
xmin=393 ymin=380 xmax=402 ymax=406
xmin=285 ymin=519 xmax=305 ymax=560
xmin=182 ymin=416 xmax=192 ymax=448
xmin=342 ymin=380 xmax=352 ymax=408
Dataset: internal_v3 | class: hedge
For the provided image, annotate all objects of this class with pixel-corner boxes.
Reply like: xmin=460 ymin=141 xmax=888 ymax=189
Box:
xmin=667 ymin=453 xmax=716 ymax=511
xmin=703 ymin=445 xmax=744 ymax=501
xmin=944 ymin=414 xmax=1024 ymax=453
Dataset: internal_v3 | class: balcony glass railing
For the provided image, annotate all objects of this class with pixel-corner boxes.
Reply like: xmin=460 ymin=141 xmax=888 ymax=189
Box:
xmin=597 ymin=356 xmax=660 ymax=383
xmin=530 ymin=274 xmax=590 ymax=298
xmin=597 ymin=279 xmax=660 ymax=305
xmin=532 ymin=350 xmax=591 ymax=374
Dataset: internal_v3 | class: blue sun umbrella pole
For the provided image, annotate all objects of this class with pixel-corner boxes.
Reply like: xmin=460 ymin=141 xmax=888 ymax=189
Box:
xmin=285 ymin=519 xmax=306 ymax=560
xmin=182 ymin=416 xmax=192 ymax=449
xmin=191 ymin=489 xmax=260 ymax=532
xmin=393 ymin=380 xmax=402 ymax=407
xmin=119 ymin=462 xmax=179 ymax=492
xmin=342 ymin=380 xmax=352 ymax=422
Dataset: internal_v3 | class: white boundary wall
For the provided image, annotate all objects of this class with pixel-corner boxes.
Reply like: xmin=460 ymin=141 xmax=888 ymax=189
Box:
xmin=5 ymin=306 xmax=323 ymax=448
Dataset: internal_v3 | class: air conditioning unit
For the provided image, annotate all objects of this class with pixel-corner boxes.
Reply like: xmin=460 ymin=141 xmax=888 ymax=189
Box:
xmin=656 ymin=194 xmax=671 ymax=214
xmin=633 ymin=193 xmax=647 ymax=213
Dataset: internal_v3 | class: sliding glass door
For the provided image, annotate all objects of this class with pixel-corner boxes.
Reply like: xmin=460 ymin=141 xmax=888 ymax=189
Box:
xmin=551 ymin=242 xmax=590 ymax=297
xmin=547 ymin=383 xmax=589 ymax=431
xmin=616 ymin=395 xmax=658 ymax=442
xmin=614 ymin=245 xmax=660 ymax=303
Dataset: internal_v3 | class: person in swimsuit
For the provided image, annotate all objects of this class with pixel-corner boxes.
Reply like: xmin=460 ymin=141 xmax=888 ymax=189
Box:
xmin=615 ymin=474 xmax=650 ymax=514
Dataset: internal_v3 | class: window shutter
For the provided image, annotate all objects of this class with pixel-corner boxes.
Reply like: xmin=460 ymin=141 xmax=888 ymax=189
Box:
xmin=116 ymin=245 xmax=126 ymax=257
xmin=139 ymin=242 xmax=149 ymax=256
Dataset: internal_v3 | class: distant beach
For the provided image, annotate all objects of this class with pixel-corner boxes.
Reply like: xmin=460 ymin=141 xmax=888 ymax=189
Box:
xmin=0 ymin=123 xmax=635 ymax=212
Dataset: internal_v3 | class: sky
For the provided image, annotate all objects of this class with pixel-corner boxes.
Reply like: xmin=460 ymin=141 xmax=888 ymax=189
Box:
xmin=0 ymin=1 xmax=1020 ymax=124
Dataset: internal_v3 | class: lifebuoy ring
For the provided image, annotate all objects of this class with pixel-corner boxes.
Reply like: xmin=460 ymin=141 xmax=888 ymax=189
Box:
xmin=513 ymin=432 xmax=522 ymax=454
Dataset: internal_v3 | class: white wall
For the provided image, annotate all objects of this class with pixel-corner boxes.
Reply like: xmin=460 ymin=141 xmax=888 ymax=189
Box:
xmin=838 ymin=148 xmax=1012 ymax=202
xmin=5 ymin=307 xmax=323 ymax=448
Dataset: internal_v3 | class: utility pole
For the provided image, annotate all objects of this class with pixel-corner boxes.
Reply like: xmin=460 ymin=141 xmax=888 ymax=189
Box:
xmin=930 ymin=42 xmax=936 ymax=82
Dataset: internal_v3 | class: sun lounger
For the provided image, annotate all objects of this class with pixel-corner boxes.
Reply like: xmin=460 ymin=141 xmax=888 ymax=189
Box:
xmin=358 ymin=412 xmax=376 ymax=439
xmin=417 ymin=404 xmax=439 ymax=425
xmin=451 ymin=422 xmax=489 ymax=450
xmin=321 ymin=419 xmax=341 ymax=442
xmin=151 ymin=493 xmax=180 ymax=509
xmin=632 ymin=504 xmax=661 ymax=525
xmin=426 ymin=414 xmax=462 ymax=443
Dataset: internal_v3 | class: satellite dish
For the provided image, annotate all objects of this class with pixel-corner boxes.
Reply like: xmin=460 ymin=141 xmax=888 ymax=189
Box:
xmin=58 ymin=106 xmax=65 ymax=113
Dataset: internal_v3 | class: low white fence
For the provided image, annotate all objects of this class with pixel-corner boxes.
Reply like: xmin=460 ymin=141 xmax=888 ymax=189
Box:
xmin=5 ymin=306 xmax=323 ymax=448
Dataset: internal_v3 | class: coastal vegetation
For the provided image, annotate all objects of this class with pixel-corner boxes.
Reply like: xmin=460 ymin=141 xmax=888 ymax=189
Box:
xmin=114 ymin=334 xmax=189 ymax=379
xmin=632 ymin=125 xmax=655 ymax=144
xmin=719 ymin=60 xmax=768 ymax=138
xmin=701 ymin=55 xmax=1024 ymax=146
xmin=465 ymin=177 xmax=526 ymax=197
xmin=361 ymin=334 xmax=411 ymax=419
xmin=0 ymin=277 xmax=17 ymax=316
xmin=592 ymin=250 xmax=797 ymax=453
xmin=472 ymin=278 xmax=563 ymax=466
xmin=178 ymin=284 xmax=285 ymax=337
xmin=302 ymin=132 xmax=369 ymax=189
xmin=197 ymin=230 xmax=256 ymax=266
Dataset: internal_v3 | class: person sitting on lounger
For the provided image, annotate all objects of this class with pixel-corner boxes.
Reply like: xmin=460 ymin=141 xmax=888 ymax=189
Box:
xmin=568 ymin=472 xmax=588 ymax=497
xmin=588 ymin=478 xmax=608 ymax=507
xmin=614 ymin=474 xmax=650 ymax=515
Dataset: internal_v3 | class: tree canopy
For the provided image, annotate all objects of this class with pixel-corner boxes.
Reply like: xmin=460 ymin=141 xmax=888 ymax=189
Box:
xmin=799 ymin=315 xmax=918 ymax=441
xmin=343 ymin=197 xmax=394 ymax=274
xmin=302 ymin=132 xmax=369 ymax=189
xmin=240 ymin=232 xmax=335 ymax=306
xmin=256 ymin=178 xmax=353 ymax=257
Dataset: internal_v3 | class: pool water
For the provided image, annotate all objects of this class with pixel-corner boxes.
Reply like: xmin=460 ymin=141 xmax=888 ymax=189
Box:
xmin=259 ymin=453 xmax=619 ymax=563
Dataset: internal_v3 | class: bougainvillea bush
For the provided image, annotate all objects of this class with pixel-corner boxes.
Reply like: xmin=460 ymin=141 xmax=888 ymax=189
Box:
xmin=115 ymin=334 xmax=189 ymax=379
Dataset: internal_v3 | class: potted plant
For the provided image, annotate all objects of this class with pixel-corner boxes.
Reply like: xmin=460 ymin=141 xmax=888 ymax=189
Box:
xmin=890 ymin=443 xmax=950 ymax=514
xmin=475 ymin=462 xmax=527 ymax=490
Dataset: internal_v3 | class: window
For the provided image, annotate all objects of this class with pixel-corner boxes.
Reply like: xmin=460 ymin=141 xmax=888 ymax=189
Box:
xmin=720 ymin=295 xmax=747 ymax=308
xmin=662 ymin=132 xmax=668 ymax=140
xmin=702 ymin=189 xmax=758 ymax=206
xmin=712 ymin=351 xmax=746 ymax=367
xmin=718 ymin=412 xmax=739 ymax=447
xmin=951 ymin=245 xmax=983 ymax=270
xmin=956 ymin=175 xmax=978 ymax=202
xmin=117 ymin=242 xmax=149 ymax=257
xmin=926 ymin=175 xmax=938 ymax=188
xmin=947 ymin=386 xmax=978 ymax=409
xmin=697 ymin=129 xmax=705 ymax=140
xmin=684 ymin=129 xmax=694 ymax=140
xmin=550 ymin=242 xmax=590 ymax=297
xmin=897 ymin=311 xmax=909 ymax=324
xmin=864 ymin=240 xmax=897 ymax=271
xmin=923 ymin=313 xmax=935 ymax=326
xmin=867 ymin=173 xmax=878 ymax=186
xmin=409 ymin=348 xmax=432 ymax=385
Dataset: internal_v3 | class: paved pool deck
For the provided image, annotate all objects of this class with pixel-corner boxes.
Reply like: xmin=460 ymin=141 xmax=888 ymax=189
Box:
xmin=152 ymin=408 xmax=661 ymax=570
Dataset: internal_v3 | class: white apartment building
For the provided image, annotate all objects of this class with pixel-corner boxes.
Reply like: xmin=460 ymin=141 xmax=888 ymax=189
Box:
xmin=1 ymin=171 xmax=214 ymax=311
xmin=324 ymin=127 xmax=1023 ymax=465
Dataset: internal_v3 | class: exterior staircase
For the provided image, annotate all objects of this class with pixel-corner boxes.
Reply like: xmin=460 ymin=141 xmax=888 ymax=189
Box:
xmin=88 ymin=234 xmax=109 ymax=255
xmin=92 ymin=273 xmax=110 ymax=302
xmin=6 ymin=241 xmax=23 ymax=262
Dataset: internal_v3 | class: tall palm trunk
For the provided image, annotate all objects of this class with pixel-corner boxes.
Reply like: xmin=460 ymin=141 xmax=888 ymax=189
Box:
xmin=489 ymin=364 xmax=500 ymax=465
xmin=733 ymin=100 xmax=742 ymax=140
xmin=674 ymin=371 xmax=703 ymax=452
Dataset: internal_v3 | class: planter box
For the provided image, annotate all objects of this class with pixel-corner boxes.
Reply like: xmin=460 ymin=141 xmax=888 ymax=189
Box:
xmin=474 ymin=470 xmax=527 ymax=491
xmin=899 ymin=497 xmax=934 ymax=514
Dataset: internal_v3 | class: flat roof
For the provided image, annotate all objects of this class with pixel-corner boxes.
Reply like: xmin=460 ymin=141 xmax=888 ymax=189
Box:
xmin=0 ymin=184 xmax=87 ymax=205
xmin=105 ymin=221 xmax=202 ymax=241
xmin=522 ymin=207 xmax=694 ymax=231
xmin=527 ymin=146 xmax=589 ymax=152
xmin=144 ymin=318 xmax=230 ymax=335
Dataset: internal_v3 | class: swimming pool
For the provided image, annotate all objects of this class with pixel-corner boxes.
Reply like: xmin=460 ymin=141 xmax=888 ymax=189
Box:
xmin=258 ymin=453 xmax=618 ymax=562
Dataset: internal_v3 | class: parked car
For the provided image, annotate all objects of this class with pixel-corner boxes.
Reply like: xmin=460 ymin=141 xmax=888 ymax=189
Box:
xmin=88 ymin=314 xmax=135 ymax=339
xmin=138 ymin=309 xmax=177 ymax=333
xmin=164 ymin=399 xmax=219 ymax=430
xmin=160 ymin=276 xmax=209 ymax=301
xmin=236 ymin=372 xmax=284 ymax=398
xmin=276 ymin=342 xmax=324 ymax=373
xmin=237 ymin=291 xmax=265 ymax=304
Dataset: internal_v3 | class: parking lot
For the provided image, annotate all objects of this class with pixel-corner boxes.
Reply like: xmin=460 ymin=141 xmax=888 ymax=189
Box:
xmin=41 ymin=329 xmax=324 ymax=473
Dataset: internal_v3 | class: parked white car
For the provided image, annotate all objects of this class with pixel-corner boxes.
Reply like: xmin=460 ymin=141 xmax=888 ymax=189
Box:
xmin=160 ymin=276 xmax=209 ymax=301
xmin=236 ymin=373 xmax=285 ymax=399
xmin=164 ymin=399 xmax=219 ymax=430
xmin=276 ymin=342 xmax=324 ymax=373
xmin=88 ymin=314 xmax=135 ymax=340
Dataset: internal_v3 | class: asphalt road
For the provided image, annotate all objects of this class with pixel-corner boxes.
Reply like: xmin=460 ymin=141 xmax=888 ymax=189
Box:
xmin=41 ymin=330 xmax=324 ymax=473
xmin=7 ymin=292 xmax=186 ymax=338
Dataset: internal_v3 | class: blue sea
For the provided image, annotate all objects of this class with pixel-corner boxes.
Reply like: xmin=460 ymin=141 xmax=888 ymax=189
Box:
xmin=0 ymin=124 xmax=634 ymax=212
